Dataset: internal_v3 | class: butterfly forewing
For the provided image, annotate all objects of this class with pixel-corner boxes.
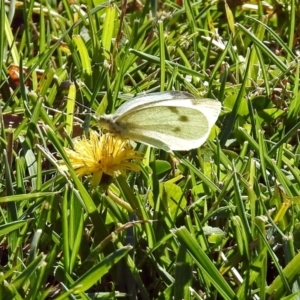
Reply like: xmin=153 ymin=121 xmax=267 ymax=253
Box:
xmin=116 ymin=104 xmax=211 ymax=151
xmin=96 ymin=92 xmax=221 ymax=151
xmin=115 ymin=91 xmax=196 ymax=115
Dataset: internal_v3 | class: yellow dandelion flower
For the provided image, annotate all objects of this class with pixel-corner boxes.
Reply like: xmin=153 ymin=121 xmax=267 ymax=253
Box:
xmin=61 ymin=131 xmax=142 ymax=186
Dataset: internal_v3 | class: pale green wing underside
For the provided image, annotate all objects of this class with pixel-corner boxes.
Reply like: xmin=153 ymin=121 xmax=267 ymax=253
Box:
xmin=97 ymin=92 xmax=221 ymax=151
xmin=117 ymin=104 xmax=215 ymax=151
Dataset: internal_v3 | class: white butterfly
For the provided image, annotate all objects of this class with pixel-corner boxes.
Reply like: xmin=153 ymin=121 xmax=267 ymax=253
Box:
xmin=95 ymin=91 xmax=221 ymax=152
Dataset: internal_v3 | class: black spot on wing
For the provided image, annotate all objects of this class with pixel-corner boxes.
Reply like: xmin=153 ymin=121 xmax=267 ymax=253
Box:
xmin=179 ymin=115 xmax=188 ymax=122
xmin=168 ymin=107 xmax=180 ymax=114
xmin=173 ymin=127 xmax=181 ymax=133
xmin=167 ymin=107 xmax=189 ymax=122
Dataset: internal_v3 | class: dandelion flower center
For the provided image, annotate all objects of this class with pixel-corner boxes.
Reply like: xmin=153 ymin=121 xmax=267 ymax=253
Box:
xmin=61 ymin=131 xmax=142 ymax=186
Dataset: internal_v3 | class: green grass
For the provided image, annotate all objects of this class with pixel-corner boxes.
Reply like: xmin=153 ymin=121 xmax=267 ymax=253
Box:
xmin=1 ymin=0 xmax=300 ymax=299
